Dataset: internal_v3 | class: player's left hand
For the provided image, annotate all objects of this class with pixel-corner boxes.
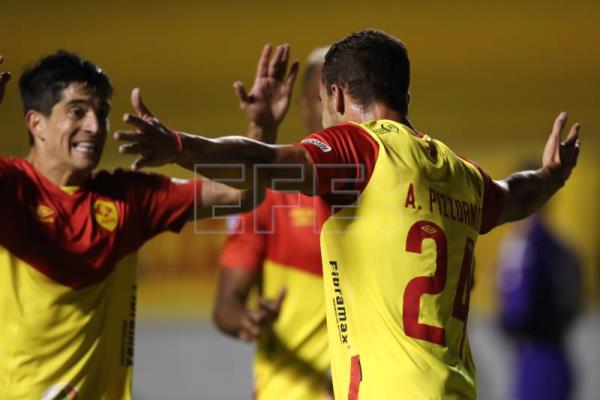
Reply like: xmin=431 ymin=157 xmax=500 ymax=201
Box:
xmin=540 ymin=112 xmax=580 ymax=185
xmin=238 ymin=288 xmax=287 ymax=342
xmin=0 ymin=55 xmax=12 ymax=105
xmin=114 ymin=88 xmax=179 ymax=170
xmin=234 ymin=44 xmax=299 ymax=141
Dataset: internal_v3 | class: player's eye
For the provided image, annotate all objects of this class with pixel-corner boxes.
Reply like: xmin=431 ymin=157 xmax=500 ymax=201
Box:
xmin=69 ymin=107 xmax=86 ymax=119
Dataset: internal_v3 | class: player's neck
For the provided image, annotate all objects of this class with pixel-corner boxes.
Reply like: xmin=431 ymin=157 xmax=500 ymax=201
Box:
xmin=349 ymin=102 xmax=415 ymax=130
xmin=26 ymin=149 xmax=91 ymax=187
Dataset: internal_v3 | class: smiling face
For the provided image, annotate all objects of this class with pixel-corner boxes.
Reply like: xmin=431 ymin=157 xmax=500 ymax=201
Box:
xmin=29 ymin=83 xmax=110 ymax=174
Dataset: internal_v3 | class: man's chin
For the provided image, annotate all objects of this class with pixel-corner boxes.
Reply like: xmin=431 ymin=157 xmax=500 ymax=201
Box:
xmin=72 ymin=157 xmax=101 ymax=173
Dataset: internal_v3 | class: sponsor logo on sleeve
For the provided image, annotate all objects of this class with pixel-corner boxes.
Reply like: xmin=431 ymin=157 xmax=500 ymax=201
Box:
xmin=301 ymin=138 xmax=332 ymax=153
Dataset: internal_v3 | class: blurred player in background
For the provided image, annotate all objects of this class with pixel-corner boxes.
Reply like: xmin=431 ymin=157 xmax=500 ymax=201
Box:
xmin=213 ymin=46 xmax=332 ymax=399
xmin=0 ymin=49 xmax=291 ymax=399
xmin=497 ymin=177 xmax=581 ymax=400
xmin=116 ymin=29 xmax=581 ymax=399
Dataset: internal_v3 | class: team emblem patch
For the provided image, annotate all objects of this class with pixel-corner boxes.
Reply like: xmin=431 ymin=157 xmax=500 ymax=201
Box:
xmin=36 ymin=205 xmax=55 ymax=224
xmin=94 ymin=199 xmax=118 ymax=232
xmin=291 ymin=207 xmax=314 ymax=227
xmin=41 ymin=383 xmax=79 ymax=400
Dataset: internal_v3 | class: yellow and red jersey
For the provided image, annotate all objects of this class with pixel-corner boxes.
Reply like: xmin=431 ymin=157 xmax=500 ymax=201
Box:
xmin=0 ymin=157 xmax=198 ymax=399
xmin=220 ymin=190 xmax=331 ymax=400
xmin=298 ymin=121 xmax=506 ymax=399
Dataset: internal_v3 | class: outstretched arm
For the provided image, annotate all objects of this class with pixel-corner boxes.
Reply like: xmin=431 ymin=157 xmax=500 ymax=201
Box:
xmin=114 ymin=91 xmax=314 ymax=194
xmin=494 ymin=112 xmax=580 ymax=226
xmin=119 ymin=88 xmax=267 ymax=219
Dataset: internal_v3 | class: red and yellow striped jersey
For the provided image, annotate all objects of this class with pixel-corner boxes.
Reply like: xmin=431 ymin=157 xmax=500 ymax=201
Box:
xmin=0 ymin=157 xmax=198 ymax=399
xmin=220 ymin=190 xmax=331 ymax=400
xmin=299 ymin=121 xmax=505 ymax=399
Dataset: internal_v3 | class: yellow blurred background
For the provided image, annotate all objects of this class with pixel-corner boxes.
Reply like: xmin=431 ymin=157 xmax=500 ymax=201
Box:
xmin=1 ymin=0 xmax=598 ymax=318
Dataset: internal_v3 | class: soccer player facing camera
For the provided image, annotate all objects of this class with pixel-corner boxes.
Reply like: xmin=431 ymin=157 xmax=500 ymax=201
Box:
xmin=117 ymin=30 xmax=580 ymax=399
xmin=0 ymin=49 xmax=292 ymax=399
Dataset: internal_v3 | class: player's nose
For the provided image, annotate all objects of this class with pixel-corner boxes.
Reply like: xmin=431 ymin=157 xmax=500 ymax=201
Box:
xmin=83 ymin=110 xmax=106 ymax=135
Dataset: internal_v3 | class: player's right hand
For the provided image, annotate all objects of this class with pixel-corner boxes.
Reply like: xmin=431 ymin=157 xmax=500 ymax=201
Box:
xmin=540 ymin=112 xmax=580 ymax=185
xmin=239 ymin=288 xmax=287 ymax=342
xmin=0 ymin=55 xmax=12 ymax=105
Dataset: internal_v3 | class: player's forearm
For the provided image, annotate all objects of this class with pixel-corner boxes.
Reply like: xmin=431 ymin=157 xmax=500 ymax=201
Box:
xmin=212 ymin=298 xmax=250 ymax=338
xmin=177 ymin=133 xmax=277 ymax=189
xmin=497 ymin=168 xmax=564 ymax=224
xmin=246 ymin=121 xmax=278 ymax=144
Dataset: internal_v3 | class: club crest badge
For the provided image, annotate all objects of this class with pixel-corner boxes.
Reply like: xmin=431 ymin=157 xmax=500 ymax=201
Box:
xmin=36 ymin=205 xmax=55 ymax=224
xmin=94 ymin=199 xmax=118 ymax=232
xmin=291 ymin=207 xmax=314 ymax=227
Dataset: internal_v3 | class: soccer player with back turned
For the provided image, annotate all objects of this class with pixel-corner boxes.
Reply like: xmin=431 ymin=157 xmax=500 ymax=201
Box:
xmin=116 ymin=30 xmax=581 ymax=400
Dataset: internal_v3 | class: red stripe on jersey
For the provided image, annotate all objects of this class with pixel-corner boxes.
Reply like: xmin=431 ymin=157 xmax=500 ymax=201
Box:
xmin=459 ymin=156 xmax=507 ymax=234
xmin=348 ymin=354 xmax=362 ymax=400
xmin=0 ymin=157 xmax=198 ymax=288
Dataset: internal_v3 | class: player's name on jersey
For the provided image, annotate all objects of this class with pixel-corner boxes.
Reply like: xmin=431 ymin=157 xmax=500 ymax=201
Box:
xmin=428 ymin=188 xmax=481 ymax=231
xmin=404 ymin=183 xmax=482 ymax=231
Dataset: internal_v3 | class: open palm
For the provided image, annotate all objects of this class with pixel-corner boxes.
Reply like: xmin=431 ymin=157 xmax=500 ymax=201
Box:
xmin=234 ymin=44 xmax=299 ymax=134
xmin=542 ymin=112 xmax=580 ymax=184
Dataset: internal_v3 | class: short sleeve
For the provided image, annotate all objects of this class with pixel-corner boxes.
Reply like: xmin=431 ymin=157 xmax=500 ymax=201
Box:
xmin=218 ymin=195 xmax=271 ymax=271
xmin=457 ymin=157 xmax=507 ymax=234
xmin=478 ymin=169 xmax=507 ymax=234
xmin=296 ymin=123 xmax=379 ymax=201
xmin=127 ymin=173 xmax=200 ymax=239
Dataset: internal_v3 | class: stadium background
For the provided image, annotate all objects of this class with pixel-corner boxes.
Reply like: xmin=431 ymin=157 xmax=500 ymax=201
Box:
xmin=0 ymin=1 xmax=598 ymax=398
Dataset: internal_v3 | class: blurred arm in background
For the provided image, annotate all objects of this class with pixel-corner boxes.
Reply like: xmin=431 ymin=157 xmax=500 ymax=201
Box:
xmin=212 ymin=44 xmax=299 ymax=341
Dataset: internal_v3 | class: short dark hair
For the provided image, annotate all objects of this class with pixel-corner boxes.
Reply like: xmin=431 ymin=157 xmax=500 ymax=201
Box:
xmin=19 ymin=51 xmax=113 ymax=143
xmin=322 ymin=29 xmax=410 ymax=114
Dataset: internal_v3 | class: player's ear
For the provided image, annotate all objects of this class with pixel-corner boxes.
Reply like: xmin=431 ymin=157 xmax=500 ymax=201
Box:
xmin=331 ymin=84 xmax=345 ymax=115
xmin=25 ymin=110 xmax=46 ymax=143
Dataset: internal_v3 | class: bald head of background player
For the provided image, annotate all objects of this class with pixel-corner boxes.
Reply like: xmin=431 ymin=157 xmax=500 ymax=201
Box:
xmin=298 ymin=47 xmax=328 ymax=133
xmin=116 ymin=29 xmax=581 ymax=400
